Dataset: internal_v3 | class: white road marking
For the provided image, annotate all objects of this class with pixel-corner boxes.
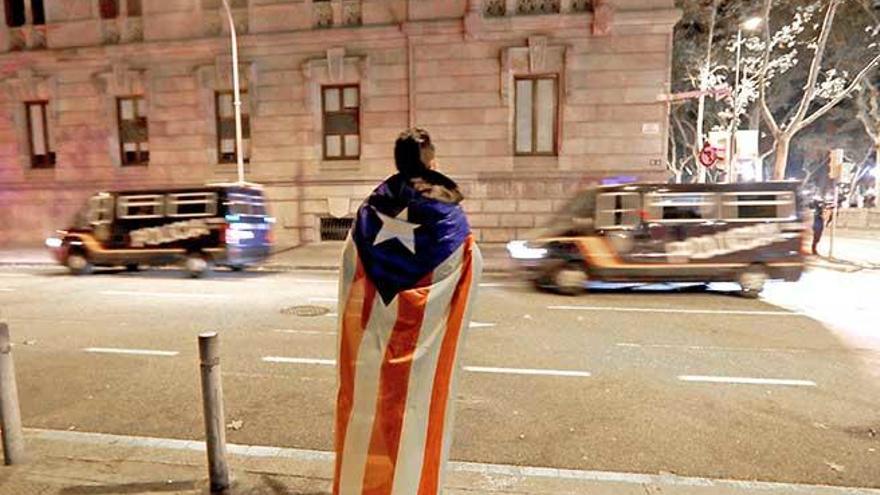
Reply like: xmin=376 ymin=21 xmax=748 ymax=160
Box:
xmin=616 ymin=342 xmax=808 ymax=353
xmin=272 ymin=329 xmax=332 ymax=336
xmin=325 ymin=313 xmax=338 ymax=318
xmin=262 ymin=357 xmax=590 ymax=378
xmin=84 ymin=347 xmax=179 ymax=357
xmin=100 ymin=290 xmax=228 ymax=299
xmin=549 ymin=305 xmax=801 ymax=316
xmin=469 ymin=321 xmax=496 ymax=329
xmin=0 ymin=288 xmax=15 ymax=292
xmin=678 ymin=375 xmax=817 ymax=387
xmin=464 ymin=366 xmax=591 ymax=378
xmin=24 ymin=429 xmax=880 ymax=494
xmin=479 ymin=282 xmax=516 ymax=288
xmin=262 ymin=356 xmax=335 ymax=366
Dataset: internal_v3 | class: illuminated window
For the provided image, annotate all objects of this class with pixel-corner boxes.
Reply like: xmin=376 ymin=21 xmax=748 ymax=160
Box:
xmin=25 ymin=101 xmax=54 ymax=169
xmin=117 ymin=96 xmax=149 ymax=166
xmin=215 ymin=91 xmax=251 ymax=164
xmin=322 ymin=85 xmax=360 ymax=160
xmin=515 ymin=76 xmax=557 ymax=156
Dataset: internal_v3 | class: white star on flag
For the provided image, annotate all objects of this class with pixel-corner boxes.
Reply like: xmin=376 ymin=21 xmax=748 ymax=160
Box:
xmin=373 ymin=207 xmax=420 ymax=254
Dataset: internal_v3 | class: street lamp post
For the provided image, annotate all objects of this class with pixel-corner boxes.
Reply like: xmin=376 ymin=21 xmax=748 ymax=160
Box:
xmin=729 ymin=17 xmax=763 ymax=183
xmin=220 ymin=0 xmax=245 ymax=184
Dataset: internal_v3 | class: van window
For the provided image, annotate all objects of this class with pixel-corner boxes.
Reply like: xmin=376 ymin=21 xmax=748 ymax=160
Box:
xmin=596 ymin=193 xmax=641 ymax=228
xmin=117 ymin=194 xmax=163 ymax=219
xmin=646 ymin=193 xmax=717 ymax=222
xmin=226 ymin=192 xmax=266 ymax=217
xmin=167 ymin=192 xmax=218 ymax=218
xmin=86 ymin=194 xmax=114 ymax=224
xmin=721 ymin=192 xmax=796 ymax=221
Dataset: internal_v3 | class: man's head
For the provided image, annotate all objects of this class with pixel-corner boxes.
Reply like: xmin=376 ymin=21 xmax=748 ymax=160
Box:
xmin=394 ymin=127 xmax=435 ymax=177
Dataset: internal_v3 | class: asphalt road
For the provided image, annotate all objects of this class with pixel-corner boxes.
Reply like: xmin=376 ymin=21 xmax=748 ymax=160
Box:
xmin=1 ymin=265 xmax=878 ymax=488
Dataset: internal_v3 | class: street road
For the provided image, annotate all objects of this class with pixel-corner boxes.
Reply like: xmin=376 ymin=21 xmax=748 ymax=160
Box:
xmin=1 ymin=265 xmax=878 ymax=488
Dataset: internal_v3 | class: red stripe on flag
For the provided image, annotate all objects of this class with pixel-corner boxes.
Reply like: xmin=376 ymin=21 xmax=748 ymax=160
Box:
xmin=361 ymin=278 xmax=432 ymax=494
xmin=333 ymin=257 xmax=377 ymax=495
xmin=417 ymin=236 xmax=475 ymax=495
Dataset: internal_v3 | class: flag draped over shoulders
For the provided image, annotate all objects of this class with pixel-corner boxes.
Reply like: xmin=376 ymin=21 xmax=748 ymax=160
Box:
xmin=334 ymin=173 xmax=482 ymax=495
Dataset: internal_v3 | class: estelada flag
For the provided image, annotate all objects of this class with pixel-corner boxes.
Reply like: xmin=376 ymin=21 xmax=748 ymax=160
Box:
xmin=334 ymin=173 xmax=482 ymax=495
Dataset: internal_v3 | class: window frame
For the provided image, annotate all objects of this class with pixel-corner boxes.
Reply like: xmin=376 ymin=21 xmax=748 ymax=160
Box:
xmin=117 ymin=95 xmax=149 ymax=167
xmin=645 ymin=192 xmax=719 ymax=223
xmin=166 ymin=192 xmax=218 ymax=218
xmin=215 ymin=90 xmax=251 ymax=165
xmin=116 ymin=194 xmax=164 ymax=219
xmin=720 ymin=191 xmax=797 ymax=222
xmin=225 ymin=192 xmax=266 ymax=217
xmin=514 ymin=74 xmax=559 ymax=157
xmin=595 ymin=192 xmax=642 ymax=230
xmin=321 ymin=84 xmax=361 ymax=161
xmin=24 ymin=100 xmax=55 ymax=169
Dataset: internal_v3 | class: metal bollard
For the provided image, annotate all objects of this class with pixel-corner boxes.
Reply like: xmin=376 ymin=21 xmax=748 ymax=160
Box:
xmin=0 ymin=322 xmax=25 ymax=465
xmin=198 ymin=332 xmax=229 ymax=492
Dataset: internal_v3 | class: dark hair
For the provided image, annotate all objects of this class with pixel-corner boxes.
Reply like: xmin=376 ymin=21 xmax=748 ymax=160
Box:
xmin=394 ymin=127 xmax=432 ymax=178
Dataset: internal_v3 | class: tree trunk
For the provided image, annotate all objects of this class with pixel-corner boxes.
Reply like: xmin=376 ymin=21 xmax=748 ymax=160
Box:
xmin=773 ymin=137 xmax=790 ymax=180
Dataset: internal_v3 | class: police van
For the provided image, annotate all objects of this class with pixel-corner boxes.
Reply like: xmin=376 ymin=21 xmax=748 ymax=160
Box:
xmin=46 ymin=183 xmax=273 ymax=277
xmin=507 ymin=182 xmax=805 ymax=297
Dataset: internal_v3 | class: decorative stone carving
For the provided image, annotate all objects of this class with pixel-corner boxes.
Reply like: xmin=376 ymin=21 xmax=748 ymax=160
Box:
xmin=570 ymin=0 xmax=590 ymax=12
xmin=314 ymin=1 xmax=333 ymax=29
xmin=516 ymin=0 xmax=560 ymax=15
xmin=1 ymin=69 xmax=56 ymax=107
xmin=342 ymin=0 xmax=362 ymax=26
xmin=195 ymin=57 xmax=258 ymax=116
xmin=528 ymin=35 xmax=547 ymax=73
xmin=500 ymin=38 xmax=568 ymax=103
xmin=483 ymin=0 xmax=505 ymax=17
xmin=92 ymin=63 xmax=147 ymax=96
xmin=592 ymin=0 xmax=614 ymax=36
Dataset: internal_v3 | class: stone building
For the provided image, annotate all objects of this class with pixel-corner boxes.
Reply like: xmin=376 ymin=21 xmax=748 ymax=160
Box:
xmin=0 ymin=0 xmax=679 ymax=247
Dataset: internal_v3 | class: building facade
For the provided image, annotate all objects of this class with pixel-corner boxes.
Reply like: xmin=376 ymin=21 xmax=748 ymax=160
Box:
xmin=0 ymin=0 xmax=679 ymax=247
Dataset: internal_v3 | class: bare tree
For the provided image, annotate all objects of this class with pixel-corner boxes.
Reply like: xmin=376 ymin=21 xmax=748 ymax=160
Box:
xmin=760 ymin=0 xmax=880 ymax=179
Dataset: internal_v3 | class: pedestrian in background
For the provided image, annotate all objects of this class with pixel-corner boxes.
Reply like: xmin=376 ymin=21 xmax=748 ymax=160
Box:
xmin=811 ymin=199 xmax=830 ymax=256
xmin=333 ymin=128 xmax=482 ymax=494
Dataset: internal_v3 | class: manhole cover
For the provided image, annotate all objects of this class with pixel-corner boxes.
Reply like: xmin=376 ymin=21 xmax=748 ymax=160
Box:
xmin=281 ymin=305 xmax=331 ymax=317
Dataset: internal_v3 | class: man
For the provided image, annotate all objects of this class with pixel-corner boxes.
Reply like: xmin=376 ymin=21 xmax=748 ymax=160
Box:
xmin=334 ymin=128 xmax=482 ymax=495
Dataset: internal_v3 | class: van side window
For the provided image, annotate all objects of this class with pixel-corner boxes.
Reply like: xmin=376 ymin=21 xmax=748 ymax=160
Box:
xmin=647 ymin=193 xmax=717 ymax=222
xmin=117 ymin=195 xmax=163 ymax=219
xmin=226 ymin=192 xmax=266 ymax=217
xmin=86 ymin=194 xmax=114 ymax=224
xmin=596 ymin=193 xmax=641 ymax=228
xmin=167 ymin=193 xmax=218 ymax=218
xmin=721 ymin=192 xmax=796 ymax=221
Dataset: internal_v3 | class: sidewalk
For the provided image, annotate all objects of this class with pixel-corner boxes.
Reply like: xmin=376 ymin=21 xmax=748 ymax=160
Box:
xmin=3 ymin=428 xmax=878 ymax=495
xmin=2 ymin=236 xmax=878 ymax=274
xmin=0 ymin=242 xmax=516 ymax=273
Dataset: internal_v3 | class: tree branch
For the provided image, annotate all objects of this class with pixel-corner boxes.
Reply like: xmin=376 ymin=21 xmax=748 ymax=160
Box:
xmin=786 ymin=0 xmax=842 ymax=135
xmin=797 ymin=50 xmax=880 ymax=131
xmin=759 ymin=0 xmax=781 ymax=137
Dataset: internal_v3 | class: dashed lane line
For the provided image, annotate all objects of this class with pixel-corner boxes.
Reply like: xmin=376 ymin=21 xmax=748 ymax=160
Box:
xmin=83 ymin=347 xmax=179 ymax=357
xmin=549 ymin=305 xmax=803 ymax=316
xmin=100 ymin=290 xmax=229 ymax=299
xmin=616 ymin=342 xmax=809 ymax=353
xmin=463 ymin=366 xmax=591 ymax=378
xmin=678 ymin=375 xmax=817 ymax=387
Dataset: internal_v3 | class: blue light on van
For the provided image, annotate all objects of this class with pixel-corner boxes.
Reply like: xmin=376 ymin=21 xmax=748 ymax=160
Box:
xmin=225 ymin=214 xmax=241 ymax=222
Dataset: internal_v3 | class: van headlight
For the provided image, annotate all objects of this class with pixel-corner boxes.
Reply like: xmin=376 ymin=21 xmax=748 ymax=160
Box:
xmin=45 ymin=237 xmax=63 ymax=248
xmin=506 ymin=240 xmax=548 ymax=260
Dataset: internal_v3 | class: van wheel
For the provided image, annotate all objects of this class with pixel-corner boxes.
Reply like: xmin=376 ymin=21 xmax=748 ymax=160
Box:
xmin=66 ymin=252 xmax=92 ymax=275
xmin=125 ymin=264 xmax=140 ymax=272
xmin=229 ymin=264 xmax=245 ymax=272
xmin=185 ymin=253 xmax=212 ymax=278
xmin=552 ymin=262 xmax=588 ymax=296
xmin=738 ymin=264 xmax=768 ymax=299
